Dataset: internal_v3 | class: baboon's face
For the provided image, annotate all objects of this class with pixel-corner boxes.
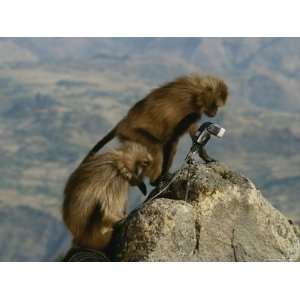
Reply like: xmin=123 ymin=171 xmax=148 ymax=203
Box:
xmin=205 ymin=102 xmax=218 ymax=117
xmin=125 ymin=152 xmax=153 ymax=186
xmin=205 ymin=98 xmax=224 ymax=117
xmin=204 ymin=89 xmax=227 ymax=118
xmin=132 ymin=157 xmax=152 ymax=196
xmin=133 ymin=155 xmax=153 ymax=182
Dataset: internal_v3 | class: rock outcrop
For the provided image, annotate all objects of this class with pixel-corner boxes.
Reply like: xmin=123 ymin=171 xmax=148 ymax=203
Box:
xmin=109 ymin=162 xmax=300 ymax=262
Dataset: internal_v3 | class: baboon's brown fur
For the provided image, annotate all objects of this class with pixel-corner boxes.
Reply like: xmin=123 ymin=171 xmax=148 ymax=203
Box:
xmin=87 ymin=74 xmax=228 ymax=183
xmin=63 ymin=142 xmax=152 ymax=251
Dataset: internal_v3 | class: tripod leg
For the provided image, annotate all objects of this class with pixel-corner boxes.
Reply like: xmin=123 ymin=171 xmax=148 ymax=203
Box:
xmin=198 ymin=146 xmax=217 ymax=163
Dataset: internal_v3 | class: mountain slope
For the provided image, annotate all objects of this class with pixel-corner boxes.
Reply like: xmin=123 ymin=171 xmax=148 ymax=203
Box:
xmin=0 ymin=37 xmax=299 ymax=260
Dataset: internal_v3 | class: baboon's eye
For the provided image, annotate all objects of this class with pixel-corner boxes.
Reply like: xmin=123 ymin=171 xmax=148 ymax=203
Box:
xmin=209 ymin=103 xmax=217 ymax=111
xmin=141 ymin=160 xmax=150 ymax=166
xmin=206 ymin=86 xmax=213 ymax=92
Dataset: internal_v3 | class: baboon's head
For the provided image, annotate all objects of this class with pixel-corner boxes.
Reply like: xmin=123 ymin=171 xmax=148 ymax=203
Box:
xmin=120 ymin=142 xmax=153 ymax=185
xmin=192 ymin=75 xmax=228 ymax=117
xmin=132 ymin=156 xmax=153 ymax=184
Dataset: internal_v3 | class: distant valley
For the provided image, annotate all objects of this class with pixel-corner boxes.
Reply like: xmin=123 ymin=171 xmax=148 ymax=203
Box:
xmin=0 ymin=38 xmax=299 ymax=260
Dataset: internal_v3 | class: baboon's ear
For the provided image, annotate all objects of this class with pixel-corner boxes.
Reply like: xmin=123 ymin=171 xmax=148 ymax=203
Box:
xmin=219 ymin=82 xmax=228 ymax=101
xmin=192 ymin=94 xmax=203 ymax=107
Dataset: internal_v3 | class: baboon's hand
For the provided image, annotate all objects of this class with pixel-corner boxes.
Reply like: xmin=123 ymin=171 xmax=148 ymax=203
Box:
xmin=137 ymin=181 xmax=147 ymax=195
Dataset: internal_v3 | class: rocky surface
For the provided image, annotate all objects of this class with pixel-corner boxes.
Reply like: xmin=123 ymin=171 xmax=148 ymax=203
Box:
xmin=62 ymin=247 xmax=109 ymax=262
xmin=109 ymin=162 xmax=300 ymax=262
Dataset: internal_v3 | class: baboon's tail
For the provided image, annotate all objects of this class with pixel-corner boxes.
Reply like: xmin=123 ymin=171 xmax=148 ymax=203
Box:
xmin=81 ymin=126 xmax=118 ymax=163
xmin=90 ymin=126 xmax=117 ymax=154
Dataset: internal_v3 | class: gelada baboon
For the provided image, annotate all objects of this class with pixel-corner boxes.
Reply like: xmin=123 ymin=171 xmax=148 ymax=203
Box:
xmin=63 ymin=142 xmax=153 ymax=251
xmin=86 ymin=74 xmax=228 ymax=184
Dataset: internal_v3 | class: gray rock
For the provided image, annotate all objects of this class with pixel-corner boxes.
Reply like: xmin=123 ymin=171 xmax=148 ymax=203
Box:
xmin=111 ymin=162 xmax=300 ymax=261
